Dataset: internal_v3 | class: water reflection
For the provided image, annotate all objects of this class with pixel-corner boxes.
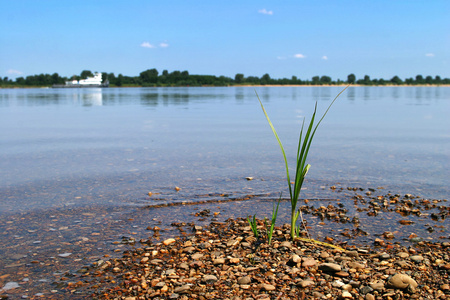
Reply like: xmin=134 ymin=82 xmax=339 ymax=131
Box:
xmin=0 ymin=86 xmax=448 ymax=109
xmin=346 ymin=87 xmax=356 ymax=101
xmin=80 ymin=89 xmax=102 ymax=106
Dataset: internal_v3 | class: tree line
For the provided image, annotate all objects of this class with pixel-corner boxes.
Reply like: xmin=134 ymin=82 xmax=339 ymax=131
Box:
xmin=1 ymin=69 xmax=449 ymax=87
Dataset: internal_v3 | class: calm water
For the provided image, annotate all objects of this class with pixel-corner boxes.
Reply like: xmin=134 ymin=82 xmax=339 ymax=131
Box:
xmin=0 ymin=86 xmax=449 ymax=213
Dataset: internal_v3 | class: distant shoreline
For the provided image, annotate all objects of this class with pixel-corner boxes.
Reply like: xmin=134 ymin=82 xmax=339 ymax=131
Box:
xmin=1 ymin=84 xmax=450 ymax=89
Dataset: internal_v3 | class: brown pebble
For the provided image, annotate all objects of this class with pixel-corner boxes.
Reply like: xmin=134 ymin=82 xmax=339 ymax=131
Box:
xmin=387 ymin=273 xmax=418 ymax=290
xmin=298 ymin=280 xmax=315 ymax=288
xmin=302 ymin=257 xmax=317 ymax=268
xmin=163 ymin=238 xmax=176 ymax=246
xmin=237 ymin=276 xmax=251 ymax=285
xmin=260 ymin=283 xmax=276 ymax=291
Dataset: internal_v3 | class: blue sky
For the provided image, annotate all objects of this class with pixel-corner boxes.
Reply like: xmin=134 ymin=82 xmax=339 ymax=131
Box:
xmin=1 ymin=0 xmax=449 ymax=81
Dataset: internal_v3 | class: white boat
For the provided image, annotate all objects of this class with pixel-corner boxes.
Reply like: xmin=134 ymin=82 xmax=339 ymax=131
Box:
xmin=53 ymin=72 xmax=109 ymax=88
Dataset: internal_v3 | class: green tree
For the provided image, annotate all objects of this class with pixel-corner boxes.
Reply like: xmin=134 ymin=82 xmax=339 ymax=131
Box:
xmin=16 ymin=77 xmax=25 ymax=85
xmin=311 ymin=76 xmax=320 ymax=85
xmin=181 ymin=71 xmax=189 ymax=78
xmin=234 ymin=73 xmax=244 ymax=84
xmin=415 ymin=75 xmax=424 ymax=84
xmin=347 ymin=74 xmax=356 ymax=84
xmin=168 ymin=71 xmax=181 ymax=84
xmin=80 ymin=70 xmax=93 ymax=79
xmin=434 ymin=76 xmax=442 ymax=84
xmin=116 ymin=74 xmax=123 ymax=86
xmin=425 ymin=76 xmax=433 ymax=84
xmin=320 ymin=75 xmax=331 ymax=84
xmin=260 ymin=73 xmax=271 ymax=84
xmin=390 ymin=76 xmax=403 ymax=85
xmin=246 ymin=76 xmax=260 ymax=84
xmin=291 ymin=75 xmax=298 ymax=84
xmin=140 ymin=68 xmax=159 ymax=84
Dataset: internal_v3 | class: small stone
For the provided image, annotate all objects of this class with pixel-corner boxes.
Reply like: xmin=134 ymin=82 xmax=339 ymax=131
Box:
xmin=365 ymin=294 xmax=375 ymax=300
xmin=341 ymin=291 xmax=353 ymax=298
xmin=173 ymin=285 xmax=190 ymax=293
xmin=440 ymin=284 xmax=449 ymax=290
xmin=58 ymin=252 xmax=72 ymax=258
xmin=319 ymin=263 xmax=341 ymax=273
xmin=335 ymin=271 xmax=350 ymax=277
xmin=298 ymin=280 xmax=315 ymax=288
xmin=191 ymin=253 xmax=203 ymax=260
xmin=360 ymin=286 xmax=373 ymax=294
xmin=226 ymin=237 xmax=242 ymax=247
xmin=397 ymin=252 xmax=409 ymax=259
xmin=151 ymin=259 xmax=164 ymax=265
xmin=348 ymin=262 xmax=365 ymax=270
xmin=163 ymin=238 xmax=176 ymax=246
xmin=279 ymin=241 xmax=292 ymax=248
xmin=203 ymin=275 xmax=218 ymax=284
xmin=396 ymin=260 xmax=409 ymax=268
xmin=387 ymin=273 xmax=418 ymax=290
xmin=410 ymin=255 xmax=424 ymax=263
xmin=213 ymin=258 xmax=226 ymax=265
xmin=342 ymin=284 xmax=353 ymax=291
xmin=383 ymin=231 xmax=395 ymax=239
xmin=302 ymin=257 xmax=317 ymax=268
xmin=1 ymin=281 xmax=20 ymax=291
xmin=237 ymin=276 xmax=251 ymax=285
xmin=260 ymin=283 xmax=276 ymax=291
xmin=369 ymin=282 xmax=384 ymax=291
xmin=346 ymin=250 xmax=359 ymax=258
xmin=374 ymin=238 xmax=385 ymax=246
xmin=379 ymin=253 xmax=390 ymax=260
xmin=313 ymin=292 xmax=324 ymax=298
xmin=228 ymin=257 xmax=240 ymax=264
xmin=183 ymin=246 xmax=195 ymax=253
xmin=332 ymin=280 xmax=345 ymax=288
xmin=287 ymin=254 xmax=301 ymax=267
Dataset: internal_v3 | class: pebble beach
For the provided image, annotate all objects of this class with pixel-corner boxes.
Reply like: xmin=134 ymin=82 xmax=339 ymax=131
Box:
xmin=0 ymin=187 xmax=449 ymax=299
xmin=81 ymin=218 xmax=449 ymax=300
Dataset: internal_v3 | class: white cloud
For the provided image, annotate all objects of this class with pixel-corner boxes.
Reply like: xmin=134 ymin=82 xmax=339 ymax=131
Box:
xmin=141 ymin=42 xmax=156 ymax=48
xmin=425 ymin=53 xmax=435 ymax=57
xmin=322 ymin=55 xmax=328 ymax=60
xmin=7 ymin=69 xmax=22 ymax=75
xmin=159 ymin=42 xmax=169 ymax=48
xmin=258 ymin=9 xmax=273 ymax=15
xmin=294 ymin=53 xmax=305 ymax=58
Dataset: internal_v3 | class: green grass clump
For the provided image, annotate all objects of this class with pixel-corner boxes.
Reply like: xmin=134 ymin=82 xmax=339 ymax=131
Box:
xmin=247 ymin=214 xmax=259 ymax=238
xmin=257 ymin=86 xmax=349 ymax=240
xmin=264 ymin=194 xmax=281 ymax=245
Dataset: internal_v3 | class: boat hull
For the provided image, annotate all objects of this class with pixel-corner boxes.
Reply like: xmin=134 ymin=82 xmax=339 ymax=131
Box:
xmin=52 ymin=84 xmax=109 ymax=88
